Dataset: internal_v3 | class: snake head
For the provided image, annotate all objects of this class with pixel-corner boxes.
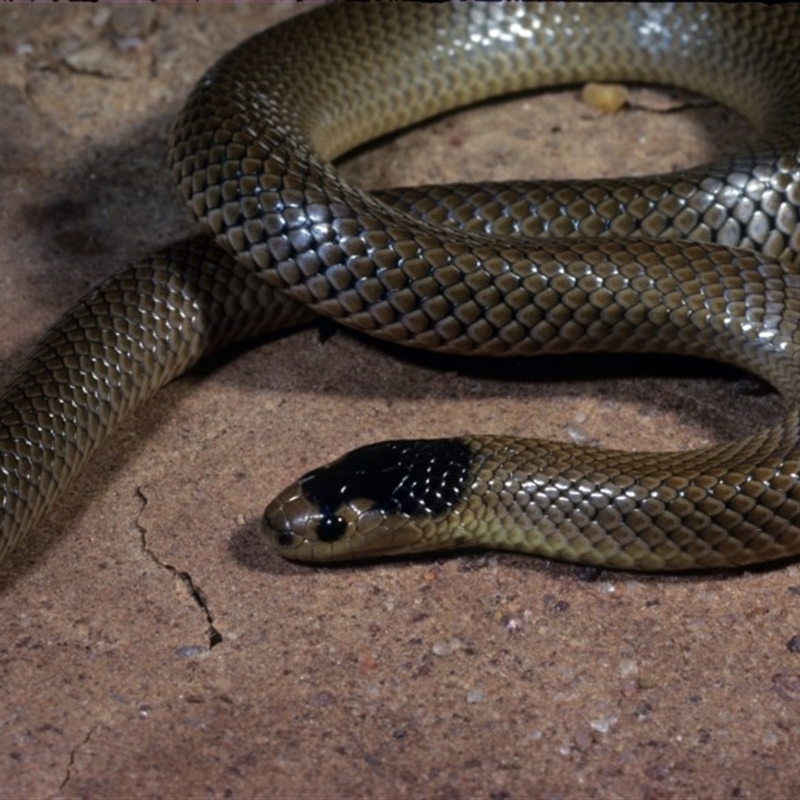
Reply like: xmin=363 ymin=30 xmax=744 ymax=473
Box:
xmin=261 ymin=438 xmax=473 ymax=561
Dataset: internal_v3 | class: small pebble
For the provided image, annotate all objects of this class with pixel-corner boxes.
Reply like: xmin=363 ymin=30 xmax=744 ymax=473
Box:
xmin=589 ymin=714 xmax=618 ymax=734
xmin=175 ymin=644 xmax=206 ymax=658
xmin=432 ymin=637 xmax=462 ymax=657
xmin=773 ymin=673 xmax=800 ymax=701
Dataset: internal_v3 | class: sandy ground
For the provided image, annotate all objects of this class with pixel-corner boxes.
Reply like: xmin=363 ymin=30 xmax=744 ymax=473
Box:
xmin=1 ymin=3 xmax=799 ymax=798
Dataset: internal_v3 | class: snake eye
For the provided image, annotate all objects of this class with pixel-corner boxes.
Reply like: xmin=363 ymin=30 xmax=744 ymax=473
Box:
xmin=317 ymin=514 xmax=347 ymax=543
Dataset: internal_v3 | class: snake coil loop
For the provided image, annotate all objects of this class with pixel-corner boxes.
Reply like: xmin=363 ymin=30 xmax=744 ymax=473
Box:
xmin=2 ymin=3 xmax=800 ymax=571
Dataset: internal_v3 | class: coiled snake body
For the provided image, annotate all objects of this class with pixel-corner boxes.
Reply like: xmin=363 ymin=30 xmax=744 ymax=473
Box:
xmin=3 ymin=3 xmax=800 ymax=571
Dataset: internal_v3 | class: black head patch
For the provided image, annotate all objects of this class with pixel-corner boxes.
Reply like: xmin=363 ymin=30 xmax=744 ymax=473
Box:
xmin=298 ymin=438 xmax=472 ymax=541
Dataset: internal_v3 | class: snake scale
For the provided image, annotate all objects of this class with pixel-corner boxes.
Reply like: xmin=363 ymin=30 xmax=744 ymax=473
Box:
xmin=2 ymin=2 xmax=800 ymax=572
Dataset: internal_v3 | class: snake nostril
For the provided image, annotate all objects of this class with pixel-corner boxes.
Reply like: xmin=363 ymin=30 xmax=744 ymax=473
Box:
xmin=276 ymin=529 xmax=295 ymax=548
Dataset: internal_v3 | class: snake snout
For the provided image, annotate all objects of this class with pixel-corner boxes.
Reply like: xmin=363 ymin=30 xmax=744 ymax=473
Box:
xmin=260 ymin=483 xmax=320 ymax=558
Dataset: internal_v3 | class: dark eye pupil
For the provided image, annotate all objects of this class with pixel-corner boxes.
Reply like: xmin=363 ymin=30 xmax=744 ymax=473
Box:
xmin=317 ymin=514 xmax=347 ymax=542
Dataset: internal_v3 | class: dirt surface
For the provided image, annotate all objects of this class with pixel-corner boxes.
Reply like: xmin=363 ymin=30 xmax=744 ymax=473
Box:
xmin=1 ymin=3 xmax=800 ymax=799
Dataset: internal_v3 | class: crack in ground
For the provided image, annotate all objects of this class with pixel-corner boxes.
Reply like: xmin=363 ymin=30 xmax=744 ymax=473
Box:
xmin=60 ymin=723 xmax=98 ymax=791
xmin=134 ymin=488 xmax=223 ymax=650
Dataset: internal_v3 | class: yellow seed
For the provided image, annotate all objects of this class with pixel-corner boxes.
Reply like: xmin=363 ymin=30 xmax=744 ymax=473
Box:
xmin=581 ymin=82 xmax=629 ymax=113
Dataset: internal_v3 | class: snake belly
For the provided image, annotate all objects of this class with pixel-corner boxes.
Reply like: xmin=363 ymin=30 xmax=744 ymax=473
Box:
xmin=2 ymin=3 xmax=800 ymax=572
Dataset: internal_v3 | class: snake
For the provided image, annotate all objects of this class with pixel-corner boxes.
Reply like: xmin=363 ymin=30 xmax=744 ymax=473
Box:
xmin=2 ymin=2 xmax=800 ymax=574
